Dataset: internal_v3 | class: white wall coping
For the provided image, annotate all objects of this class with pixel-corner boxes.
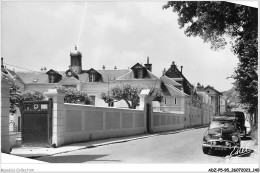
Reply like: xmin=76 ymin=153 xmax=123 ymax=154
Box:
xmin=153 ymin=110 xmax=184 ymax=115
xmin=64 ymin=103 xmax=144 ymax=112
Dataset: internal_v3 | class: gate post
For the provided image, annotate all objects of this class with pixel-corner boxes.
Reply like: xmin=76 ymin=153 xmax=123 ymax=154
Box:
xmin=44 ymin=89 xmax=65 ymax=147
xmin=139 ymin=89 xmax=153 ymax=133
xmin=1 ymin=78 xmax=11 ymax=153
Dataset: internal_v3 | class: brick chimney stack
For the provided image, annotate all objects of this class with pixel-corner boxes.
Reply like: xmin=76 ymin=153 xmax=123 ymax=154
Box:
xmin=144 ymin=56 xmax=152 ymax=72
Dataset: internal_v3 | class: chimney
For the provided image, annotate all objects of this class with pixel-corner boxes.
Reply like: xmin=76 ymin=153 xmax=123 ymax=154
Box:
xmin=181 ymin=66 xmax=183 ymax=74
xmin=114 ymin=66 xmax=117 ymax=69
xmin=162 ymin=68 xmax=166 ymax=76
xmin=102 ymin=65 xmax=105 ymax=70
xmin=1 ymin=57 xmax=4 ymax=68
xmin=144 ymin=56 xmax=152 ymax=72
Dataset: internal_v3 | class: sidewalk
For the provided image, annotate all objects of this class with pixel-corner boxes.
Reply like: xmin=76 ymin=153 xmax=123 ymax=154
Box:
xmin=10 ymin=125 xmax=208 ymax=159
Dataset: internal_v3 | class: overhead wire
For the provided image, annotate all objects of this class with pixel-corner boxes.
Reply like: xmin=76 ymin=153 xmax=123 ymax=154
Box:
xmin=3 ymin=62 xmax=46 ymax=74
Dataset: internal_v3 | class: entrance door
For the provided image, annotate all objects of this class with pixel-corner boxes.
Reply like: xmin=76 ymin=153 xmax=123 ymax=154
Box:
xmin=21 ymin=100 xmax=52 ymax=147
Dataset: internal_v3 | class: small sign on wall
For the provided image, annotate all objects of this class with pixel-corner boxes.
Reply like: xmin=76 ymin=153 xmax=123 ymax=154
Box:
xmin=41 ymin=104 xmax=48 ymax=109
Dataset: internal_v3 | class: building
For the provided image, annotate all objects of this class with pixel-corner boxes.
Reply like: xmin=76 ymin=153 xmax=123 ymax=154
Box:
xmin=196 ymin=83 xmax=222 ymax=116
xmin=13 ymin=46 xmax=160 ymax=108
xmin=1 ymin=58 xmax=24 ymax=133
xmin=157 ymin=75 xmax=188 ymax=113
xmin=2 ymin=46 xmax=219 ymax=127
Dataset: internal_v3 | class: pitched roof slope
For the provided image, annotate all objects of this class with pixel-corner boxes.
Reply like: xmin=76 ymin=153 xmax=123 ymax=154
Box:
xmin=98 ymin=69 xmax=131 ymax=82
xmin=16 ymin=71 xmax=48 ymax=83
xmin=161 ymin=75 xmax=182 ymax=87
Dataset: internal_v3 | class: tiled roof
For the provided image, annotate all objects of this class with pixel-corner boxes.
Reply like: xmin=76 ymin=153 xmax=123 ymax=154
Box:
xmin=98 ymin=69 xmax=131 ymax=82
xmin=3 ymin=68 xmax=25 ymax=84
xmin=171 ymin=78 xmax=183 ymax=81
xmin=46 ymin=69 xmax=62 ymax=76
xmin=164 ymin=83 xmax=187 ymax=96
xmin=204 ymin=85 xmax=222 ymax=95
xmin=78 ymin=73 xmax=88 ymax=82
xmin=116 ymin=70 xmax=159 ymax=80
xmin=147 ymin=70 xmax=159 ymax=79
xmin=161 ymin=76 xmax=182 ymax=87
xmin=15 ymin=68 xmax=157 ymax=84
xmin=59 ymin=76 xmax=80 ymax=84
xmin=161 ymin=75 xmax=188 ymax=97
xmin=16 ymin=71 xmax=48 ymax=84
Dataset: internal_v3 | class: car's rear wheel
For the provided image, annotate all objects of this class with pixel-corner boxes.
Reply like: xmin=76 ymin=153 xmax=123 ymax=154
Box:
xmin=202 ymin=146 xmax=210 ymax=154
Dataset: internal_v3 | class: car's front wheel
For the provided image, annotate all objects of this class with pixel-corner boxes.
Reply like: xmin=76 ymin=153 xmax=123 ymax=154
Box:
xmin=202 ymin=146 xmax=210 ymax=154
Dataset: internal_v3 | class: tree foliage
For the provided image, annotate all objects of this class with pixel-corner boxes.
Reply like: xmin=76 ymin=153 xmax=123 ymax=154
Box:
xmin=148 ymin=86 xmax=164 ymax=103
xmin=2 ymin=73 xmax=45 ymax=113
xmin=58 ymin=87 xmax=93 ymax=105
xmin=100 ymin=83 xmax=163 ymax=109
xmin=163 ymin=1 xmax=258 ymax=114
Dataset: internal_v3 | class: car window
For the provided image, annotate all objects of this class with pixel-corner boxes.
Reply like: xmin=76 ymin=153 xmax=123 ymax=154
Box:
xmin=209 ymin=121 xmax=235 ymax=130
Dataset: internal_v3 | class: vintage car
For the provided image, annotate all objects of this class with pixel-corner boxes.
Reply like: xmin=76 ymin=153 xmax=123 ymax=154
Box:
xmin=202 ymin=116 xmax=241 ymax=154
xmin=222 ymin=111 xmax=246 ymax=137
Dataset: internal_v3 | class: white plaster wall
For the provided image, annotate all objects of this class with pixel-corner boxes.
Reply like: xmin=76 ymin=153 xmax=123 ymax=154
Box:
xmin=1 ymin=79 xmax=11 ymax=153
xmin=151 ymin=111 xmax=185 ymax=133
xmin=62 ymin=104 xmax=146 ymax=145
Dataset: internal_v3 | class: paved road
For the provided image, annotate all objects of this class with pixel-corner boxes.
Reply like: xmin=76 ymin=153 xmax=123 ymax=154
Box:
xmin=36 ymin=127 xmax=255 ymax=163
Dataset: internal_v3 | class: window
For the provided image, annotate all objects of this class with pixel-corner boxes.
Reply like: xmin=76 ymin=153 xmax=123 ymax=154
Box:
xmin=138 ymin=70 xmax=143 ymax=78
xmin=174 ymin=98 xmax=177 ymax=105
xmin=108 ymin=102 xmax=114 ymax=107
xmin=133 ymin=69 xmax=144 ymax=79
xmin=134 ymin=70 xmax=138 ymax=78
xmin=49 ymin=75 xmax=55 ymax=83
xmin=165 ymin=98 xmax=167 ymax=104
xmin=89 ymin=73 xmax=95 ymax=82
xmin=90 ymin=96 xmax=95 ymax=105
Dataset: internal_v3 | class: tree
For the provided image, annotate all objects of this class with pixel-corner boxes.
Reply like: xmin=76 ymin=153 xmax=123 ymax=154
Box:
xmin=58 ymin=87 xmax=93 ymax=105
xmin=2 ymin=72 xmax=45 ymax=114
xmin=148 ymin=86 xmax=164 ymax=103
xmin=100 ymin=83 xmax=163 ymax=109
xmin=163 ymin=1 xmax=258 ymax=114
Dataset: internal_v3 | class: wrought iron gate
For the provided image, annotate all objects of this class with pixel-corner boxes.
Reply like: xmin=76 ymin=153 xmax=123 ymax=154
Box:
xmin=21 ymin=99 xmax=52 ymax=147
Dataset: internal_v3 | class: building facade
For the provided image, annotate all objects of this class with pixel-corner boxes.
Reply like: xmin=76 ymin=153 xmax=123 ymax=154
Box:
xmin=10 ymin=47 xmax=160 ymax=108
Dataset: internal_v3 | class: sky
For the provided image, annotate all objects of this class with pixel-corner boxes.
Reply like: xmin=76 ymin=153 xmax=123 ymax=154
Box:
xmin=2 ymin=1 xmax=254 ymax=92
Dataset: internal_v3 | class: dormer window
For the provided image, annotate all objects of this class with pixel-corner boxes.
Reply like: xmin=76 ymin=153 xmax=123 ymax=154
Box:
xmin=87 ymin=68 xmax=101 ymax=82
xmin=49 ymin=75 xmax=55 ymax=83
xmin=133 ymin=69 xmax=144 ymax=78
xmin=46 ymin=69 xmax=62 ymax=83
xmin=131 ymin=63 xmax=148 ymax=79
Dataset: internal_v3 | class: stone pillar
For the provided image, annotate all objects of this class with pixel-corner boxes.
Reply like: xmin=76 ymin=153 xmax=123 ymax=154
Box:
xmin=139 ymin=89 xmax=153 ymax=133
xmin=44 ymin=89 xmax=65 ymax=147
xmin=139 ymin=89 xmax=150 ymax=110
xmin=77 ymin=83 xmax=81 ymax=91
xmin=1 ymin=78 xmax=11 ymax=153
